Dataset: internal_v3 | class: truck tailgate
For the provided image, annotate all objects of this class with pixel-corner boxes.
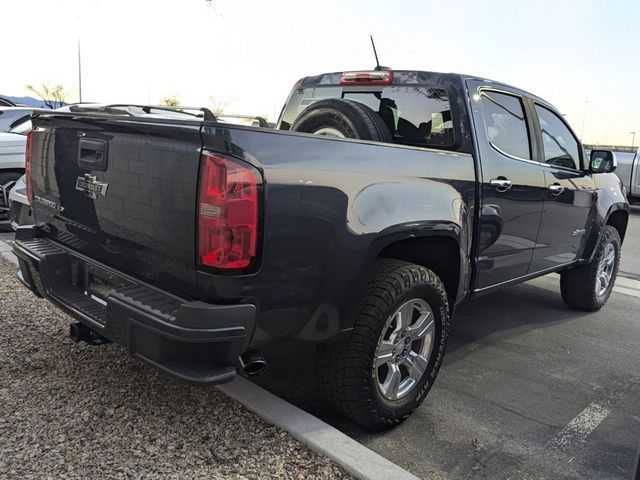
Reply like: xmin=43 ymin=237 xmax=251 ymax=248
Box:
xmin=30 ymin=114 xmax=202 ymax=297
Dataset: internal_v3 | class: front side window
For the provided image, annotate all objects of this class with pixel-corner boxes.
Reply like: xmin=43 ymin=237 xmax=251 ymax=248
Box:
xmin=535 ymin=105 xmax=580 ymax=170
xmin=479 ymin=91 xmax=531 ymax=160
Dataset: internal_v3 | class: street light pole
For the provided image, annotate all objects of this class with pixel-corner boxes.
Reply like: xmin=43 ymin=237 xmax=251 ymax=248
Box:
xmin=580 ymin=99 xmax=589 ymax=140
xmin=77 ymin=32 xmax=82 ymax=103
xmin=631 ymin=131 xmax=636 ymax=150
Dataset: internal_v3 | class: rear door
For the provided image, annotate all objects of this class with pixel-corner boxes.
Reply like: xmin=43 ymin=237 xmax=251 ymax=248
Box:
xmin=528 ymin=102 xmax=595 ymax=272
xmin=30 ymin=114 xmax=202 ymax=297
xmin=466 ymin=81 xmax=546 ymax=289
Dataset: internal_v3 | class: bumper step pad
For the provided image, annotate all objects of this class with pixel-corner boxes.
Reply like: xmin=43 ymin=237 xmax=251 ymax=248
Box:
xmin=13 ymin=233 xmax=255 ymax=384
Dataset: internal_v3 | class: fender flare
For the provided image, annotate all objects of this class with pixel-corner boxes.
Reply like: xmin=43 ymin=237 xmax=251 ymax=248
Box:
xmin=581 ymin=202 xmax=629 ymax=264
xmin=359 ymin=221 xmax=470 ymax=306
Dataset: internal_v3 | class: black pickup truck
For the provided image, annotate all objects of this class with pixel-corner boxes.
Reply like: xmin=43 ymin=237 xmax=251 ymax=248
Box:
xmin=14 ymin=69 xmax=629 ymax=430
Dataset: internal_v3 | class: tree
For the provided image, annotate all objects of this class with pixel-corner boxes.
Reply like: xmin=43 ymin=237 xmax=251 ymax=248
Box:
xmin=26 ymin=83 xmax=67 ymax=109
xmin=209 ymin=98 xmax=229 ymax=116
xmin=160 ymin=95 xmax=180 ymax=106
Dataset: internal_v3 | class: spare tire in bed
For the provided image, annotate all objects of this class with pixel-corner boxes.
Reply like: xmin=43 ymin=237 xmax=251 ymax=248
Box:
xmin=291 ymin=98 xmax=393 ymax=143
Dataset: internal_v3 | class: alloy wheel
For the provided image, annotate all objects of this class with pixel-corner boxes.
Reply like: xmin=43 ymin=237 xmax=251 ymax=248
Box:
xmin=373 ymin=298 xmax=435 ymax=401
xmin=595 ymin=242 xmax=616 ymax=297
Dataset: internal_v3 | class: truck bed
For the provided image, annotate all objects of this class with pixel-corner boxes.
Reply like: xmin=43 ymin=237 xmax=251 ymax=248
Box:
xmin=28 ymin=112 xmax=476 ymax=345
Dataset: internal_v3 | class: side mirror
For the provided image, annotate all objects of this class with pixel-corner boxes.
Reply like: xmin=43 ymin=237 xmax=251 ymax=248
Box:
xmin=589 ymin=150 xmax=617 ymax=173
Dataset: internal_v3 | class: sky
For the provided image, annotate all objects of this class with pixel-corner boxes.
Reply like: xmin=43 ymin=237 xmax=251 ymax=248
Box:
xmin=1 ymin=0 xmax=638 ymax=145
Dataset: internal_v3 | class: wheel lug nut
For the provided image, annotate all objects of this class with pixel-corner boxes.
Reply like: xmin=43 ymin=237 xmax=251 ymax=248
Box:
xmin=401 ymin=331 xmax=406 ymax=338
xmin=402 ymin=349 xmax=407 ymax=356
xmin=405 ymin=337 xmax=410 ymax=345
xmin=395 ymin=355 xmax=400 ymax=363
xmin=392 ymin=348 xmax=396 ymax=355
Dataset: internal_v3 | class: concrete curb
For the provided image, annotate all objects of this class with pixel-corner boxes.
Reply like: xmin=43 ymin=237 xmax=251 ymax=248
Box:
xmin=0 ymin=239 xmax=18 ymax=266
xmin=0 ymin=238 xmax=418 ymax=480
xmin=218 ymin=377 xmax=419 ymax=480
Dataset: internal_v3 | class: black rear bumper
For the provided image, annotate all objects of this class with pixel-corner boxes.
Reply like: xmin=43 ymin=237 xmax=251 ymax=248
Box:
xmin=13 ymin=228 xmax=255 ymax=384
xmin=9 ymin=196 xmax=33 ymax=230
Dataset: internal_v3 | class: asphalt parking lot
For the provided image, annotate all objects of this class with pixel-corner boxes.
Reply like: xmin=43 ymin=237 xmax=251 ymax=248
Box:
xmin=1 ymin=206 xmax=639 ymax=479
xmin=255 ymin=205 xmax=640 ymax=479
xmin=256 ymin=277 xmax=640 ymax=479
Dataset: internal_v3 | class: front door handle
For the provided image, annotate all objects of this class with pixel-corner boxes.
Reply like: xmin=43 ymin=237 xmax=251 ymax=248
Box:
xmin=490 ymin=177 xmax=512 ymax=192
xmin=549 ymin=183 xmax=565 ymax=195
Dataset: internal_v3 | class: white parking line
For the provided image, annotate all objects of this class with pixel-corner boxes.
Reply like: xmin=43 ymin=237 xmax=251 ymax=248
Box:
xmin=529 ymin=274 xmax=640 ymax=299
xmin=613 ymin=276 xmax=640 ymax=298
xmin=546 ymin=401 xmax=612 ymax=451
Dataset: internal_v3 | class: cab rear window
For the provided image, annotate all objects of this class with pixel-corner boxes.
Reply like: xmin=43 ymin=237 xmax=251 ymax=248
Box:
xmin=279 ymin=85 xmax=455 ymax=149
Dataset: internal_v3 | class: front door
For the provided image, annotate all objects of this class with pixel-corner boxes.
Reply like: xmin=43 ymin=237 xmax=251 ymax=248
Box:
xmin=528 ymin=103 xmax=595 ymax=272
xmin=467 ymin=82 xmax=546 ymax=290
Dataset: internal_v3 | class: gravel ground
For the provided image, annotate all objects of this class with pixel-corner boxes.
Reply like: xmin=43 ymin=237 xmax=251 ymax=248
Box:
xmin=0 ymin=257 xmax=351 ymax=480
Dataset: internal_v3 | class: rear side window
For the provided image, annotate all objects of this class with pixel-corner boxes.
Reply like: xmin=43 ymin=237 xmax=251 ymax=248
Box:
xmin=479 ymin=91 xmax=531 ymax=160
xmin=535 ymin=104 xmax=580 ymax=170
xmin=279 ymin=86 xmax=455 ymax=149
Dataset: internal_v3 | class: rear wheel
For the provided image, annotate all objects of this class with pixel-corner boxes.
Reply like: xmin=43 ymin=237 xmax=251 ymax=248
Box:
xmin=560 ymin=225 xmax=621 ymax=311
xmin=318 ymin=259 xmax=449 ymax=430
xmin=291 ymin=98 xmax=392 ymax=143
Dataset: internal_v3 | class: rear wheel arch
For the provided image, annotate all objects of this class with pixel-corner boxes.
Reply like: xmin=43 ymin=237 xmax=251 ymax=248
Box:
xmin=376 ymin=235 xmax=462 ymax=307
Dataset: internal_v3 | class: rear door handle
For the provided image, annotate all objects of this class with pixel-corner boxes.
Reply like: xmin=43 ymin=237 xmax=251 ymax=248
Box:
xmin=549 ymin=183 xmax=565 ymax=195
xmin=490 ymin=177 xmax=512 ymax=192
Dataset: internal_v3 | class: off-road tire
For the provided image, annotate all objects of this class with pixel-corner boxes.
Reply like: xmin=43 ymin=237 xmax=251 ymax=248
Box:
xmin=560 ymin=225 xmax=621 ymax=311
xmin=318 ymin=259 xmax=449 ymax=431
xmin=291 ymin=98 xmax=393 ymax=143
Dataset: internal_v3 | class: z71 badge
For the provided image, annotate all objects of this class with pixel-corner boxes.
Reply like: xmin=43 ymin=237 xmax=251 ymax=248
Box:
xmin=75 ymin=174 xmax=108 ymax=199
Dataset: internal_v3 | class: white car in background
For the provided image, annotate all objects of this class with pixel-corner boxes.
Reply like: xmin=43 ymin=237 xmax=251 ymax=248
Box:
xmin=0 ymin=107 xmax=33 ymax=132
xmin=8 ymin=174 xmax=30 ymax=229
xmin=0 ymin=131 xmax=26 ymax=227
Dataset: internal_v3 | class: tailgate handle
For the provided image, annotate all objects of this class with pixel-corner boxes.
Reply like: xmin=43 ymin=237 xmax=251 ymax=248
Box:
xmin=78 ymin=139 xmax=108 ymax=171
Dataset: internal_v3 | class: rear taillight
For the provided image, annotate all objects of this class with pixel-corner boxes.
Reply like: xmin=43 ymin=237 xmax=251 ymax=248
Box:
xmin=198 ymin=152 xmax=260 ymax=269
xmin=340 ymin=70 xmax=393 ymax=86
xmin=25 ymin=131 xmax=33 ymax=204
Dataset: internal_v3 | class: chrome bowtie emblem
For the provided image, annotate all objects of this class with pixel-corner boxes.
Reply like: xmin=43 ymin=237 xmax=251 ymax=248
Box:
xmin=75 ymin=174 xmax=108 ymax=199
